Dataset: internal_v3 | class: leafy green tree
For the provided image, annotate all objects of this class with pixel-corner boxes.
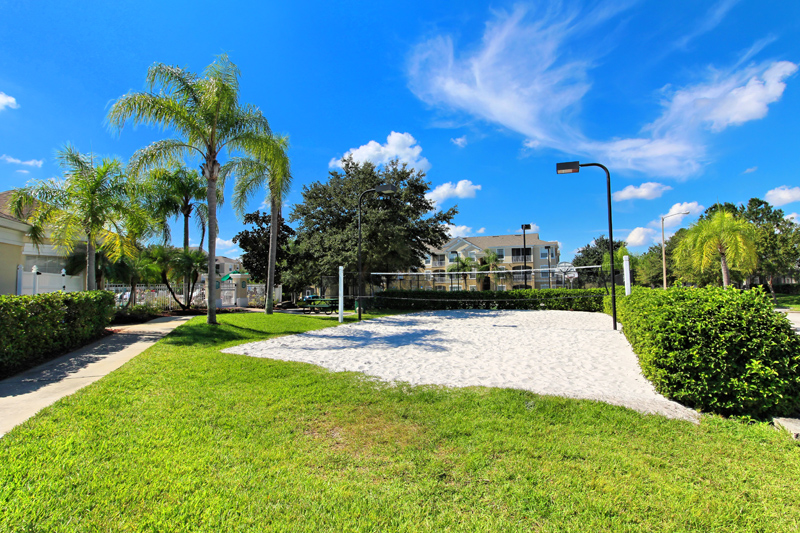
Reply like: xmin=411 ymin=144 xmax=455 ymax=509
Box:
xmin=602 ymin=245 xmax=638 ymax=285
xmin=232 ymin=210 xmax=296 ymax=285
xmin=739 ymin=198 xmax=800 ymax=301
xmin=108 ymin=54 xmax=288 ymax=324
xmin=572 ymin=234 xmax=626 ymax=287
xmin=674 ymin=211 xmax=758 ymax=287
xmin=10 ymin=145 xmax=144 ymax=290
xmin=447 ymin=255 xmax=478 ymax=290
xmin=636 ymin=229 xmax=688 ymax=288
xmin=289 ymin=157 xmax=456 ymax=286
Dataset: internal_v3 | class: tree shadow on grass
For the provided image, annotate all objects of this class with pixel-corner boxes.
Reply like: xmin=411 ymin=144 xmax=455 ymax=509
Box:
xmin=163 ymin=323 xmax=256 ymax=347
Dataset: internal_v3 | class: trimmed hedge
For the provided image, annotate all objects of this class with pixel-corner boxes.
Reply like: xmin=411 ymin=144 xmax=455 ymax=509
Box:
xmin=374 ymin=288 xmax=606 ymax=312
xmin=0 ymin=291 xmax=115 ymax=379
xmin=609 ymin=286 xmax=800 ymax=418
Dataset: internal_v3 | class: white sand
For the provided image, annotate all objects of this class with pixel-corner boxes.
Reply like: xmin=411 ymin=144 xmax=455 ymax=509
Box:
xmin=222 ymin=310 xmax=699 ymax=422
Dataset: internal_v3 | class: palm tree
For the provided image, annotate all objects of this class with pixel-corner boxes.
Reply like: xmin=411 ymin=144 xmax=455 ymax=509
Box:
xmin=447 ymin=255 xmax=478 ymax=290
xmin=107 ymin=54 xmax=287 ymax=324
xmin=143 ymin=164 xmax=210 ymax=302
xmin=674 ymin=211 xmax=758 ymax=287
xmin=477 ymin=249 xmax=504 ymax=290
xmin=10 ymin=145 xmax=142 ymax=290
xmin=225 ymin=137 xmax=292 ymax=314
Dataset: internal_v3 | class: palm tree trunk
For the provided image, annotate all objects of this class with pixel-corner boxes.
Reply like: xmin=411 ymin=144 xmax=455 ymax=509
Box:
xmin=720 ymin=253 xmax=731 ymax=288
xmin=87 ymin=236 xmax=96 ymax=291
xmin=204 ymin=159 xmax=220 ymax=325
xmin=184 ymin=212 xmax=190 ymax=308
xmin=266 ymin=196 xmax=279 ymax=314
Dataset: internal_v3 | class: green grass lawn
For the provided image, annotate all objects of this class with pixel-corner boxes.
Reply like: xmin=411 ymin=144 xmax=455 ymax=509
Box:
xmin=1 ymin=311 xmax=799 ymax=532
xmin=775 ymin=293 xmax=800 ymax=311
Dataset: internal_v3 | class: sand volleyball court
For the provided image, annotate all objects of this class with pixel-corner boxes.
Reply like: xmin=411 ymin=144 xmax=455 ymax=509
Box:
xmin=222 ymin=310 xmax=698 ymax=422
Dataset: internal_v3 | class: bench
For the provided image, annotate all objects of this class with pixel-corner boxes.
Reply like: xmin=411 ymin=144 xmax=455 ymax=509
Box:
xmin=299 ymin=298 xmax=339 ymax=315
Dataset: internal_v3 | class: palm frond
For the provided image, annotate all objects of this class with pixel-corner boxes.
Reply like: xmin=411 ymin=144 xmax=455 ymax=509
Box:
xmin=128 ymin=140 xmax=201 ymax=178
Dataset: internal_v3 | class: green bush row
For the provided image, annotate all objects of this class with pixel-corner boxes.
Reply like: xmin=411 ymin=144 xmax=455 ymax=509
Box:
xmin=373 ymin=288 xmax=606 ymax=312
xmin=0 ymin=291 xmax=116 ymax=379
xmin=607 ymin=286 xmax=800 ymax=418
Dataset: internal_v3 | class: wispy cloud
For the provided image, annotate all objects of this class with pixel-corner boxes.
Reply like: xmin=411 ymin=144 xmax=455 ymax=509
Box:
xmin=613 ymin=182 xmax=672 ymax=201
xmin=673 ymin=0 xmax=740 ymax=50
xmin=15 ymin=169 xmax=29 ymax=174
xmin=626 ymin=201 xmax=705 ymax=247
xmin=765 ymin=185 xmax=800 ymax=206
xmin=0 ymin=92 xmax=19 ymax=112
xmin=407 ymin=5 xmax=797 ymax=178
xmin=426 ymin=179 xmax=481 ymax=206
xmin=329 ymin=131 xmax=430 ymax=172
xmin=1 ymin=154 xmax=44 ymax=167
xmin=786 ymin=213 xmax=799 ymax=224
xmin=742 ymin=166 xmax=758 ymax=174
xmin=451 ymin=135 xmax=468 ymax=148
xmin=476 ymin=227 xmax=486 ymax=234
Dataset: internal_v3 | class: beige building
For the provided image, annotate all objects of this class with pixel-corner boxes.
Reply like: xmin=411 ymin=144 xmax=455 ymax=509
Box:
xmin=0 ymin=191 xmax=86 ymax=295
xmin=421 ymin=234 xmax=560 ymax=291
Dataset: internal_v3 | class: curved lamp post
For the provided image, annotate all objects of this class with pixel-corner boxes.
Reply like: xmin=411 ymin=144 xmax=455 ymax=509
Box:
xmin=358 ymin=184 xmax=398 ymax=320
xmin=521 ymin=223 xmax=531 ymax=289
xmin=661 ymin=211 xmax=690 ymax=289
xmin=556 ymin=161 xmax=617 ymax=330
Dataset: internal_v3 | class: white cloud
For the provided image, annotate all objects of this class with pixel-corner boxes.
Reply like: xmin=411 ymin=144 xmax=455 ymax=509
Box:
xmin=613 ymin=182 xmax=672 ymax=201
xmin=216 ymin=238 xmax=236 ymax=248
xmin=654 ymin=202 xmax=705 ymax=229
xmin=407 ymin=5 xmax=797 ymax=178
xmin=451 ymin=135 xmax=467 ymax=148
xmin=625 ymin=227 xmax=657 ymax=247
xmin=785 ymin=213 xmax=799 ymax=224
xmin=445 ymin=224 xmax=473 ymax=237
xmin=426 ymin=179 xmax=481 ymax=206
xmin=329 ymin=131 xmax=430 ymax=172
xmin=476 ymin=227 xmax=486 ymax=234
xmin=1 ymin=154 xmax=44 ymax=167
xmin=743 ymin=166 xmax=758 ymax=174
xmin=15 ymin=169 xmax=29 ymax=174
xmin=0 ymin=92 xmax=19 ymax=112
xmin=765 ymin=185 xmax=800 ymax=207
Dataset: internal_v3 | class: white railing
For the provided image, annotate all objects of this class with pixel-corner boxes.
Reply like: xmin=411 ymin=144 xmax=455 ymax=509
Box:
xmin=432 ymin=260 xmax=446 ymax=267
xmin=511 ymin=255 xmax=532 ymax=262
xmin=105 ymin=283 xmax=200 ymax=309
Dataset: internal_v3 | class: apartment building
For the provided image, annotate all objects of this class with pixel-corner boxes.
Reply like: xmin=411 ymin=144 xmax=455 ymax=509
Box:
xmin=421 ymin=234 xmax=560 ymax=291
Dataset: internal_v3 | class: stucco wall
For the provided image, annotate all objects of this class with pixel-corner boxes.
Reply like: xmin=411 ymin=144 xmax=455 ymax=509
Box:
xmin=0 ymin=242 xmax=24 ymax=295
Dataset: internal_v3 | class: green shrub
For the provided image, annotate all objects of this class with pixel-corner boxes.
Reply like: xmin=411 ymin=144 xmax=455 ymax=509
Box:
xmin=609 ymin=286 xmax=800 ymax=418
xmin=111 ymin=304 xmax=161 ymax=325
xmin=0 ymin=290 xmax=115 ymax=379
xmin=374 ymin=288 xmax=606 ymax=312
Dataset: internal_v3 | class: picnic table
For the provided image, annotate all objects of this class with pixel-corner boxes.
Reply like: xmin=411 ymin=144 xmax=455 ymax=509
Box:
xmin=299 ymin=297 xmax=339 ymax=315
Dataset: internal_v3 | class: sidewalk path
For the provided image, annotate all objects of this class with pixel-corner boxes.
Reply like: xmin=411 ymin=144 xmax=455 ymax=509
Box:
xmin=0 ymin=315 xmax=192 ymax=438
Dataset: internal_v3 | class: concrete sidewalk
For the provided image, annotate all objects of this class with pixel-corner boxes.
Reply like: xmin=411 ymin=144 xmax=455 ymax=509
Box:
xmin=0 ymin=315 xmax=192 ymax=438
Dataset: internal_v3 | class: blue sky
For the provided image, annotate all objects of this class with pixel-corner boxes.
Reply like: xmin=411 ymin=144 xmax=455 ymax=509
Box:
xmin=1 ymin=0 xmax=799 ymax=261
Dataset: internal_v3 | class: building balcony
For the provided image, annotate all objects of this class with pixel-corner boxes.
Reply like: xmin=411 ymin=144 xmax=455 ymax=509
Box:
xmin=511 ymin=255 xmax=532 ymax=263
xmin=432 ymin=260 xmax=446 ymax=267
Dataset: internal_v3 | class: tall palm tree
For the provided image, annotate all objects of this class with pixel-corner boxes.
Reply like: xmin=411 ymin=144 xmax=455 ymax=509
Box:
xmin=10 ymin=145 xmax=142 ymax=290
xmin=143 ymin=164 xmax=210 ymax=302
xmin=447 ymin=255 xmax=478 ymax=290
xmin=477 ymin=249 xmax=504 ymax=290
xmin=224 ymin=137 xmax=291 ymax=314
xmin=107 ymin=54 xmax=287 ymax=324
xmin=674 ymin=211 xmax=758 ymax=287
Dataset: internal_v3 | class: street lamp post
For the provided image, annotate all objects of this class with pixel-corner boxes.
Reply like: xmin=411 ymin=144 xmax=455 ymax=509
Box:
xmin=521 ymin=224 xmax=531 ymax=289
xmin=557 ymin=161 xmax=617 ymax=330
xmin=358 ymin=184 xmax=398 ymax=320
xmin=661 ymin=211 xmax=690 ymax=290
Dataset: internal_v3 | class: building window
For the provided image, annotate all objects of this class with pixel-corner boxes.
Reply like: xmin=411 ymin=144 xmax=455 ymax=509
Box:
xmin=496 ymin=248 xmax=505 ymax=260
xmin=541 ymin=249 xmax=548 ymax=259
xmin=24 ymin=255 xmax=66 ymax=274
xmin=497 ymin=284 xmax=506 ymax=291
xmin=469 ymin=286 xmax=477 ymax=292
xmin=449 ymin=252 xmax=458 ymax=262
xmin=541 ymin=272 xmax=548 ymax=278
xmin=469 ymin=268 xmax=477 ymax=279
xmin=425 ymin=255 xmax=431 ymax=264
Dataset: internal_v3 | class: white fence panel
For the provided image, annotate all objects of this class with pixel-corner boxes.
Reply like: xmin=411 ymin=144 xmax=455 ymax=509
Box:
xmin=20 ymin=271 xmax=83 ymax=295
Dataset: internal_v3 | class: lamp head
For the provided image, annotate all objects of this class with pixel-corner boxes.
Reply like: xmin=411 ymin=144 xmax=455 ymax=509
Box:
xmin=375 ymin=184 xmax=398 ymax=195
xmin=556 ymin=161 xmax=580 ymax=174
xmin=521 ymin=224 xmax=532 ymax=230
